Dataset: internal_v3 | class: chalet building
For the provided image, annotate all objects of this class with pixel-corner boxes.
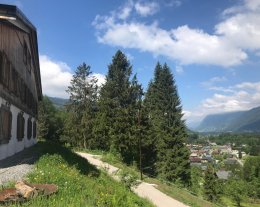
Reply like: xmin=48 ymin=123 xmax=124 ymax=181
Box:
xmin=0 ymin=4 xmax=42 ymax=160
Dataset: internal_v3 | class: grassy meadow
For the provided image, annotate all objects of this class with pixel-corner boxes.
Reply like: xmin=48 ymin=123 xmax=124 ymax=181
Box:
xmin=3 ymin=141 xmax=154 ymax=207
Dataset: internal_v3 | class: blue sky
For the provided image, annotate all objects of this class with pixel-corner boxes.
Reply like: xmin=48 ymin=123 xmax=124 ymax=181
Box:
xmin=2 ymin=0 xmax=260 ymax=127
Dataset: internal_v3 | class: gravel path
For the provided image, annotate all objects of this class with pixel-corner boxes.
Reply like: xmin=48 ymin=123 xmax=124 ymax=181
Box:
xmin=77 ymin=152 xmax=189 ymax=207
xmin=0 ymin=164 xmax=34 ymax=185
xmin=0 ymin=147 xmax=38 ymax=186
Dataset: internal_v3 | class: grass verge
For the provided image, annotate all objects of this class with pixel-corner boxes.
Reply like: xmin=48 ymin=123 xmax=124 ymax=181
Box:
xmin=3 ymin=141 xmax=154 ymax=207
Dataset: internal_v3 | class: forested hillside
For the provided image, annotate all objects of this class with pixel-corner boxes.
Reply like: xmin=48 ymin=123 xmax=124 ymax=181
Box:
xmin=48 ymin=97 xmax=68 ymax=108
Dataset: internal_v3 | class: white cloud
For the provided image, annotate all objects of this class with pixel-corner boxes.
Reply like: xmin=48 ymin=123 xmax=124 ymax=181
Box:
xmin=40 ymin=55 xmax=105 ymax=98
xmin=40 ymin=55 xmax=72 ymax=98
xmin=216 ymin=12 xmax=260 ymax=51
xmin=134 ymin=2 xmax=159 ymax=17
xmin=208 ymin=86 xmax=234 ymax=93
xmin=183 ymin=110 xmax=192 ymax=118
xmin=92 ymin=73 xmax=106 ymax=87
xmin=93 ymin=0 xmax=260 ymax=67
xmin=186 ymin=81 xmax=260 ymax=123
xmin=118 ymin=0 xmax=134 ymax=20
xmin=201 ymin=76 xmax=227 ymax=87
xmin=126 ymin=53 xmax=134 ymax=61
xmin=235 ymin=81 xmax=260 ymax=91
xmin=175 ymin=65 xmax=183 ymax=74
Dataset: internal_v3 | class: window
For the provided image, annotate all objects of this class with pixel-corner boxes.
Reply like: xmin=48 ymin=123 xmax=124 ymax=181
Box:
xmin=0 ymin=52 xmax=11 ymax=89
xmin=33 ymin=121 xmax=36 ymax=139
xmin=27 ymin=117 xmax=32 ymax=139
xmin=23 ymin=41 xmax=28 ymax=65
xmin=0 ymin=104 xmax=12 ymax=145
xmin=17 ymin=112 xmax=25 ymax=141
xmin=10 ymin=67 xmax=18 ymax=95
xmin=0 ymin=51 xmax=3 ymax=84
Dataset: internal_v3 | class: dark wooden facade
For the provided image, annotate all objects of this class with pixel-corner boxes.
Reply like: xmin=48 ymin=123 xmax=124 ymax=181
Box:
xmin=0 ymin=4 xmax=42 ymax=159
xmin=0 ymin=4 xmax=42 ymax=116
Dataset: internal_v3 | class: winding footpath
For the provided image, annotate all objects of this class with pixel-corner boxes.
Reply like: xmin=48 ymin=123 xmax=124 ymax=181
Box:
xmin=77 ymin=152 xmax=189 ymax=207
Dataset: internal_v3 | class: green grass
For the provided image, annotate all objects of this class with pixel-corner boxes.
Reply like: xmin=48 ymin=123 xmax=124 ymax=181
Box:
xmin=154 ymin=181 xmax=219 ymax=207
xmin=221 ymin=196 xmax=260 ymax=207
xmin=3 ymin=141 xmax=154 ymax=207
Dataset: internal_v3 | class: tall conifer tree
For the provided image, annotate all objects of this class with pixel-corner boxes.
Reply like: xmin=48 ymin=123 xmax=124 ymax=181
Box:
xmin=144 ymin=62 xmax=190 ymax=183
xmin=204 ymin=166 xmax=221 ymax=202
xmin=63 ymin=63 xmax=98 ymax=148
xmin=93 ymin=50 xmax=143 ymax=163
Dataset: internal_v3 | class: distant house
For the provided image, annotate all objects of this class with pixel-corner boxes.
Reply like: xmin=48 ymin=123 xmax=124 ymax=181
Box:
xmin=190 ymin=157 xmax=201 ymax=163
xmin=219 ymin=145 xmax=232 ymax=154
xmin=212 ymin=149 xmax=220 ymax=155
xmin=201 ymin=154 xmax=213 ymax=163
xmin=224 ymin=158 xmax=239 ymax=165
xmin=231 ymin=150 xmax=239 ymax=158
xmin=216 ymin=170 xmax=231 ymax=180
xmin=0 ymin=4 xmax=42 ymax=160
xmin=190 ymin=152 xmax=198 ymax=157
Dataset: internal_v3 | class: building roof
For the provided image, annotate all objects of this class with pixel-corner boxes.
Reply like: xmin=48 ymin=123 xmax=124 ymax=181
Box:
xmin=216 ymin=170 xmax=231 ymax=180
xmin=224 ymin=158 xmax=238 ymax=165
xmin=190 ymin=157 xmax=201 ymax=163
xmin=0 ymin=4 xmax=42 ymax=101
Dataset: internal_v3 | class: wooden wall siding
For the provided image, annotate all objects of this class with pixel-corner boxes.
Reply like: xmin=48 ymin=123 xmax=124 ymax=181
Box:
xmin=0 ymin=22 xmax=39 ymax=116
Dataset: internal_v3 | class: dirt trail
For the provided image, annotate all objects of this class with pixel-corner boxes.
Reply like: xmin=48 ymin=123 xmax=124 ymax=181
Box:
xmin=77 ymin=152 xmax=189 ymax=207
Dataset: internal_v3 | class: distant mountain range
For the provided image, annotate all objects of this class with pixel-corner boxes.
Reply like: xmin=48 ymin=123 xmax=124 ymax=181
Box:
xmin=197 ymin=106 xmax=260 ymax=133
xmin=48 ymin=96 xmax=68 ymax=108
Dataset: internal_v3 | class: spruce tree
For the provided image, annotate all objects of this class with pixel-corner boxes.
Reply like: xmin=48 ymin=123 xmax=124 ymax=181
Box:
xmin=204 ymin=166 xmax=221 ymax=202
xmin=93 ymin=50 xmax=144 ymax=163
xmin=63 ymin=63 xmax=98 ymax=148
xmin=144 ymin=62 xmax=190 ymax=183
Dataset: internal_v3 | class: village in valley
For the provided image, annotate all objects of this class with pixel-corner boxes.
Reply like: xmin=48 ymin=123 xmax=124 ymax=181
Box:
xmin=188 ymin=141 xmax=246 ymax=180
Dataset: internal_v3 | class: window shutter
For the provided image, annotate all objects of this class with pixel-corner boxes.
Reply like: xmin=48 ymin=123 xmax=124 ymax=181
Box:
xmin=17 ymin=112 xmax=24 ymax=141
xmin=0 ymin=105 xmax=12 ymax=145
xmin=33 ymin=121 xmax=37 ymax=139
xmin=27 ymin=118 xmax=32 ymax=139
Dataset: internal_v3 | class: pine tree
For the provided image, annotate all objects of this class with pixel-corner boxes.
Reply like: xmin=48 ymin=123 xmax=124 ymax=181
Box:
xmin=204 ymin=166 xmax=221 ymax=202
xmin=63 ymin=63 xmax=98 ymax=148
xmin=93 ymin=50 xmax=144 ymax=163
xmin=144 ymin=62 xmax=190 ymax=183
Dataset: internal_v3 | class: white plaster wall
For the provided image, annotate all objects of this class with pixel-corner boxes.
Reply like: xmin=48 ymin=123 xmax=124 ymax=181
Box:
xmin=0 ymin=96 xmax=37 ymax=160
